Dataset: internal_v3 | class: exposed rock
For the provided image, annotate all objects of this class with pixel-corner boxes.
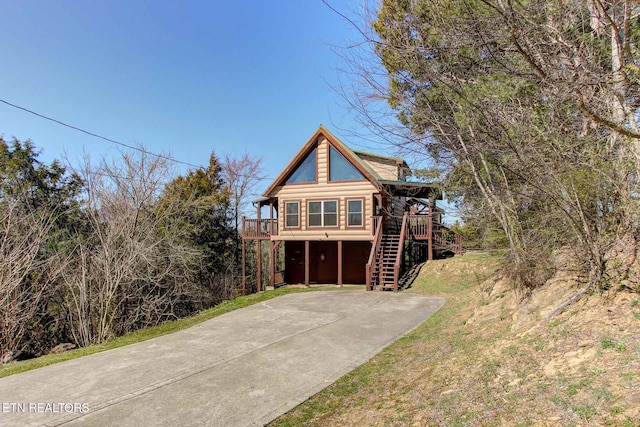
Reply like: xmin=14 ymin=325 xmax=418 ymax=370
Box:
xmin=466 ymin=277 xmax=518 ymax=326
xmin=49 ymin=343 xmax=77 ymax=354
xmin=1 ymin=350 xmax=35 ymax=364
xmin=1 ymin=351 xmax=15 ymax=364
xmin=623 ymin=392 xmax=640 ymax=418
xmin=543 ymin=347 xmax=597 ymax=377
xmin=564 ymin=348 xmax=597 ymax=370
xmin=512 ymin=272 xmax=583 ymax=332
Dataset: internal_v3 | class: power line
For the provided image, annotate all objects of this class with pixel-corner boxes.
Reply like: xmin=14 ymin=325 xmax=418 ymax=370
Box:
xmin=0 ymin=98 xmax=202 ymax=169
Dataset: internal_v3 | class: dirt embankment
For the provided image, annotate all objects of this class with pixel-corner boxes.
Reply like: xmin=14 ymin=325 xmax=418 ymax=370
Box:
xmin=273 ymin=253 xmax=639 ymax=426
xmin=466 ymin=254 xmax=640 ymax=426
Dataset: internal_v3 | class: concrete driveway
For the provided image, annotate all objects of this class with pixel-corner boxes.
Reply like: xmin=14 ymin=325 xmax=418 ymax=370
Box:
xmin=0 ymin=290 xmax=444 ymax=427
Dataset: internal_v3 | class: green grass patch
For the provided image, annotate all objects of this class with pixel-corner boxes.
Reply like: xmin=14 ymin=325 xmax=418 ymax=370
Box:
xmin=601 ymin=336 xmax=627 ymax=352
xmin=0 ymin=285 xmax=357 ymax=378
xmin=572 ymin=403 xmax=598 ymax=420
xmin=407 ymin=252 xmax=500 ymax=295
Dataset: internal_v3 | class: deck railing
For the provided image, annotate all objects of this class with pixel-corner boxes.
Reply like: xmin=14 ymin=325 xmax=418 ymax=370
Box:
xmin=366 ymin=216 xmax=383 ymax=291
xmin=405 ymin=213 xmax=464 ymax=255
xmin=372 ymin=215 xmax=382 ymax=236
xmin=242 ymin=218 xmax=278 ymax=239
xmin=406 ymin=214 xmax=431 ymax=239
xmin=393 ymin=212 xmax=409 ymax=291
xmin=433 ymin=223 xmax=463 ymax=255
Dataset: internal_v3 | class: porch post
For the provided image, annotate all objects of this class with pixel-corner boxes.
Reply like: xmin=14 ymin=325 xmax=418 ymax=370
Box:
xmin=241 ymin=216 xmax=246 ymax=296
xmin=257 ymin=240 xmax=262 ymax=292
xmin=304 ymin=240 xmax=310 ymax=287
xmin=427 ymin=213 xmax=433 ymax=261
xmin=257 ymin=203 xmax=262 ymax=292
xmin=374 ymin=193 xmax=383 ymax=232
xmin=269 ymin=242 xmax=275 ymax=288
xmin=269 ymin=200 xmax=275 ymax=287
xmin=337 ymin=240 xmax=343 ymax=286
xmin=269 ymin=200 xmax=275 ymax=235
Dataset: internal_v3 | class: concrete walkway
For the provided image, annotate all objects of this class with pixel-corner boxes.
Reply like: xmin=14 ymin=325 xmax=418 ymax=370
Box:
xmin=0 ymin=290 xmax=444 ymax=427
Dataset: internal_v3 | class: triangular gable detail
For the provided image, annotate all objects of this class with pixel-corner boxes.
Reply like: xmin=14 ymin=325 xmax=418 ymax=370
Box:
xmin=285 ymin=145 xmax=317 ymax=184
xmin=329 ymin=145 xmax=366 ymax=181
xmin=263 ymin=125 xmax=381 ymax=197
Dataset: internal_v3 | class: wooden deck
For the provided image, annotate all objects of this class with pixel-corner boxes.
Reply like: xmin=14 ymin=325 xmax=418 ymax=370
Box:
xmin=242 ymin=218 xmax=277 ymax=240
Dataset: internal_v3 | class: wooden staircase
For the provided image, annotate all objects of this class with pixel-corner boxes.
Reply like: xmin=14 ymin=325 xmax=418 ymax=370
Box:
xmin=366 ymin=212 xmax=464 ymax=291
xmin=366 ymin=213 xmax=407 ymax=291
xmin=374 ymin=234 xmax=401 ymax=291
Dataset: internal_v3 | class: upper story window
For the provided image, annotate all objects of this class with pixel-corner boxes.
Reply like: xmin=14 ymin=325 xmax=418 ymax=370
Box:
xmin=347 ymin=199 xmax=363 ymax=227
xmin=308 ymin=200 xmax=337 ymax=227
xmin=285 ymin=201 xmax=300 ymax=228
xmin=329 ymin=146 xmax=365 ymax=181
xmin=286 ymin=148 xmax=317 ymax=184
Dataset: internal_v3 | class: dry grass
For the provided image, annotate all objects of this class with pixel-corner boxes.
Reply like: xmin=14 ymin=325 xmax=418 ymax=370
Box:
xmin=270 ymin=253 xmax=640 ymax=426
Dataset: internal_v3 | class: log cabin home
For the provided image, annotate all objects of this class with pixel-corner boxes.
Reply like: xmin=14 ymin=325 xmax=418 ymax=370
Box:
xmin=241 ymin=126 xmax=462 ymax=292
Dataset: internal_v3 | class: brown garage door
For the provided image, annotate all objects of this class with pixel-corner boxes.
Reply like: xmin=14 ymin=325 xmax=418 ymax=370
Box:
xmin=342 ymin=241 xmax=371 ymax=284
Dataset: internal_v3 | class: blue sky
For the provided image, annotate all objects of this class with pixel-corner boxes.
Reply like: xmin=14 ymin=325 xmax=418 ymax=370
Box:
xmin=1 ymin=1 xmax=458 ymax=219
xmin=1 ymin=1 xmax=377 ymax=182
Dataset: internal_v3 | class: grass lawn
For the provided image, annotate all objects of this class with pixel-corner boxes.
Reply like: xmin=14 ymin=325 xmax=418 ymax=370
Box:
xmin=0 ymin=285 xmax=359 ymax=378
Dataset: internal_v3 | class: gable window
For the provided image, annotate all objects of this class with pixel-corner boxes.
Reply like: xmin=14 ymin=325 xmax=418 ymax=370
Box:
xmin=286 ymin=148 xmax=317 ymax=184
xmin=347 ymin=199 xmax=363 ymax=227
xmin=329 ymin=146 xmax=365 ymax=181
xmin=285 ymin=201 xmax=300 ymax=228
xmin=308 ymin=200 xmax=337 ymax=227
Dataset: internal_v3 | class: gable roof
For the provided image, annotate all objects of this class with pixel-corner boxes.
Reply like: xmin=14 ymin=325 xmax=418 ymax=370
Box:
xmin=353 ymin=150 xmax=410 ymax=174
xmin=262 ymin=125 xmax=440 ymax=200
xmin=263 ymin=125 xmax=379 ymax=197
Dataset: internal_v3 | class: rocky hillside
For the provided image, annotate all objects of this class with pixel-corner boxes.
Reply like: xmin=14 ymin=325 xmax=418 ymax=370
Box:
xmin=468 ymin=254 xmax=639 ymax=425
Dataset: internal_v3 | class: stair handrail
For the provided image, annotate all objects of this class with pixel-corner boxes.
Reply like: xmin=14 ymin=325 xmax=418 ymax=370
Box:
xmin=393 ymin=212 xmax=409 ymax=291
xmin=366 ymin=216 xmax=383 ymax=291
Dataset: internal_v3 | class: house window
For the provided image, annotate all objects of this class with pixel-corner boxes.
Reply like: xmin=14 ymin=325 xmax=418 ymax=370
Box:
xmin=347 ymin=199 xmax=363 ymax=227
xmin=285 ymin=201 xmax=299 ymax=228
xmin=308 ymin=200 xmax=337 ymax=227
xmin=329 ymin=146 xmax=365 ymax=181
xmin=286 ymin=148 xmax=317 ymax=184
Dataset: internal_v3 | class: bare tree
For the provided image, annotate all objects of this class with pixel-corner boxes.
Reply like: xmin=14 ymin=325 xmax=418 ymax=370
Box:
xmin=61 ymin=149 xmax=201 ymax=345
xmin=0 ymin=199 xmax=57 ymax=356
xmin=220 ymin=153 xmax=266 ymax=262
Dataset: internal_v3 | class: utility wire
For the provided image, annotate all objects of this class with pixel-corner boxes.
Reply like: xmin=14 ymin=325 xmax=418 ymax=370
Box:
xmin=0 ymin=98 xmax=202 ymax=169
